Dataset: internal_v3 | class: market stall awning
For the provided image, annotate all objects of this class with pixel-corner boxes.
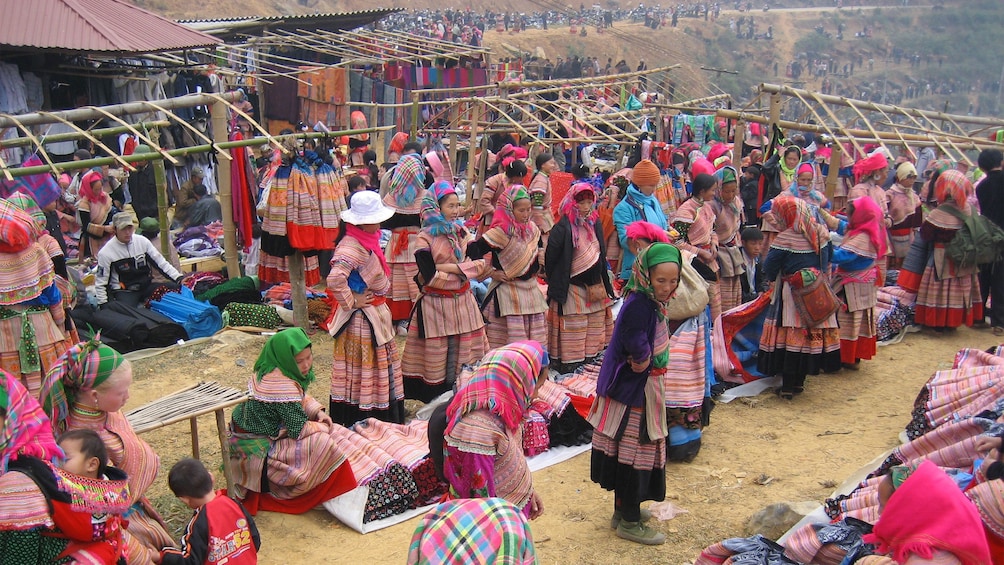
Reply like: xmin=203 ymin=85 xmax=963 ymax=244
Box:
xmin=0 ymin=0 xmax=221 ymax=54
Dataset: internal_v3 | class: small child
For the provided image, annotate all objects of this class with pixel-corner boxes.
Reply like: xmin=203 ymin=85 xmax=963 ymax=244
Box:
xmin=55 ymin=428 xmax=130 ymax=564
xmin=161 ymin=458 xmax=260 ymax=565
xmin=740 ymin=226 xmax=766 ymax=303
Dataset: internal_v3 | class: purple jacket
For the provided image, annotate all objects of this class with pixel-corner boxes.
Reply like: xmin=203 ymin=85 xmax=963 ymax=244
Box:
xmin=595 ymin=292 xmax=660 ymax=407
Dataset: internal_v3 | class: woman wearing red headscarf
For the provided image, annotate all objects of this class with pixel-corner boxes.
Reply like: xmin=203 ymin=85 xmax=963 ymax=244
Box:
xmin=898 ymin=170 xmax=983 ymax=330
xmin=757 ymin=195 xmax=841 ymax=399
xmin=851 ymin=152 xmax=894 ymax=279
xmin=832 ymin=197 xmax=886 ymax=370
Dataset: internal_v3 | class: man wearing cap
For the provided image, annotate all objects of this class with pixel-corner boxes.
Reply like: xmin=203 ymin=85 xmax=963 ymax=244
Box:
xmin=613 ymin=159 xmax=668 ymax=280
xmin=95 ymin=212 xmax=183 ymax=307
xmin=127 ymin=145 xmax=159 ymax=224
xmin=173 ymin=167 xmax=206 ymax=228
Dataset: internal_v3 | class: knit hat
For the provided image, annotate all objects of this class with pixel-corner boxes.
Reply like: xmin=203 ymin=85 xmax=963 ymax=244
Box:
xmin=631 ymin=159 xmax=661 ymax=187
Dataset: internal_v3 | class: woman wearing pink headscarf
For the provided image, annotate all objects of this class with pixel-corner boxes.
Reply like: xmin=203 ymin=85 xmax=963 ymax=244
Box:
xmin=832 ymin=196 xmax=886 ymax=370
xmin=545 ymin=183 xmax=614 ymax=373
xmin=856 ymin=460 xmax=992 ymax=565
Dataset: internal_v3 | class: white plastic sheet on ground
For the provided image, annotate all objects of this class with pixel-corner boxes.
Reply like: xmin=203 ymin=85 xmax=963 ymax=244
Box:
xmin=716 ymin=376 xmax=782 ymax=403
xmin=323 ymin=443 xmax=593 ymax=534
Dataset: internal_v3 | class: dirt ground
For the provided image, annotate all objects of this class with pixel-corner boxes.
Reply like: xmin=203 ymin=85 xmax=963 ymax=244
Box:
xmin=125 ymin=323 xmax=1000 ymax=564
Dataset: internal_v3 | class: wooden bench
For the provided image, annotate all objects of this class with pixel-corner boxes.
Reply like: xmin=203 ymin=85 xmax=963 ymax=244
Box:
xmin=125 ymin=382 xmax=248 ymax=494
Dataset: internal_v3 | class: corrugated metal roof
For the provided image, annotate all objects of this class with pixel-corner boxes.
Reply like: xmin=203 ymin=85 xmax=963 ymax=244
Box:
xmin=178 ymin=8 xmax=401 ymax=38
xmin=177 ymin=8 xmax=400 ymax=24
xmin=0 ymin=0 xmax=221 ymax=53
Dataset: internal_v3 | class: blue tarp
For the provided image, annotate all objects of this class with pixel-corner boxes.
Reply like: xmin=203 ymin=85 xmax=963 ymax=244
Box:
xmin=150 ymin=286 xmax=222 ymax=339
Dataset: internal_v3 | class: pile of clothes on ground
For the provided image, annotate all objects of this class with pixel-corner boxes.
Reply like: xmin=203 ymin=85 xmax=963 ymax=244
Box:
xmin=695 ymin=345 xmax=1004 ymax=564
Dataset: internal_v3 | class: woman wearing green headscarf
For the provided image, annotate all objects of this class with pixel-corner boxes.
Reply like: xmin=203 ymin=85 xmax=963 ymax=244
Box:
xmin=589 ymin=243 xmax=682 ymax=546
xmin=40 ymin=339 xmax=174 ymax=565
xmin=229 ymin=328 xmax=356 ymax=514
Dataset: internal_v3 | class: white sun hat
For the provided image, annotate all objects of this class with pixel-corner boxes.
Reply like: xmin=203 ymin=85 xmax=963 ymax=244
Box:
xmin=340 ymin=190 xmax=394 ymax=225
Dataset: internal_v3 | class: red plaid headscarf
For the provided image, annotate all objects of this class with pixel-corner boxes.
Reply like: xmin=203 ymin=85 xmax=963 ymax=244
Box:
xmin=935 ymin=169 xmax=972 ymax=212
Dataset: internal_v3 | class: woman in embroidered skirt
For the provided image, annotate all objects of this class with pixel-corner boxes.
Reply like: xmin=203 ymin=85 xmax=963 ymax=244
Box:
xmin=39 ymin=340 xmax=175 ymax=565
xmin=528 ymin=152 xmax=557 ymax=247
xmin=227 ymin=328 xmax=356 ymax=514
xmin=407 ymin=498 xmax=537 ymax=565
xmin=383 ymin=153 xmax=428 ymax=330
xmin=0 ymin=369 xmax=133 ymax=564
xmin=402 ymin=181 xmax=492 ymax=402
xmin=898 ymin=170 xmax=983 ymax=330
xmin=8 ymin=191 xmax=78 ymax=344
xmin=833 ymin=197 xmax=885 ymax=371
xmin=0 ymin=199 xmax=71 ymax=399
xmin=545 ymin=182 xmax=614 ymax=374
xmin=469 ymin=186 xmax=548 ymax=350
xmin=757 ymin=195 xmax=842 ymax=400
xmin=887 ymin=162 xmax=923 ymax=271
xmin=443 ymin=340 xmax=547 ymax=520
xmin=710 ymin=166 xmax=746 ymax=314
xmin=327 ymin=191 xmax=404 ymax=426
xmin=589 ymin=243 xmax=680 ymax=546
xmin=671 ymin=173 xmax=721 ymax=320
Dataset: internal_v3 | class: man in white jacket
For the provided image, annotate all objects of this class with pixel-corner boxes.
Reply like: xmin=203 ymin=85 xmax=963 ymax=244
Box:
xmin=95 ymin=213 xmax=184 ymax=307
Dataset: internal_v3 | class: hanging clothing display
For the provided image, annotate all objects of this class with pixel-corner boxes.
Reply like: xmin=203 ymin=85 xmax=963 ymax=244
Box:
xmin=258 ymin=151 xmax=348 ymax=286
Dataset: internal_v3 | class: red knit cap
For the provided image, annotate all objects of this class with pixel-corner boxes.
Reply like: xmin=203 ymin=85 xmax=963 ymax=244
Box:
xmin=631 ymin=159 xmax=661 ymax=187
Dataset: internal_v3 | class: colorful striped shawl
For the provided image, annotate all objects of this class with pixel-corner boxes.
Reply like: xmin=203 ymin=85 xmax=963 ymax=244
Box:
xmin=1 ymin=369 xmax=63 ymax=472
xmin=406 ymin=498 xmax=536 ymax=565
xmin=446 ymin=341 xmax=546 ymax=435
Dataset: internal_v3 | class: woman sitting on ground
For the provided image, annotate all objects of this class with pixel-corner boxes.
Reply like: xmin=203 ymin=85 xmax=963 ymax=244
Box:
xmin=228 ymin=328 xmax=356 ymax=514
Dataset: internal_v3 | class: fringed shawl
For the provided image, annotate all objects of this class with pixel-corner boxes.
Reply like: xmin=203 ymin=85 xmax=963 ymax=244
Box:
xmin=1 ymin=369 xmax=63 ymax=472
xmin=770 ymin=195 xmax=828 ymax=254
xmin=445 ymin=341 xmax=547 ymax=435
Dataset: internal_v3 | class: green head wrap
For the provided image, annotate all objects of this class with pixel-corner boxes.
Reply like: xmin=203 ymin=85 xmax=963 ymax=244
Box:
xmin=40 ymin=339 xmax=125 ymax=433
xmin=253 ymin=328 xmax=315 ymax=390
xmin=624 ymin=242 xmax=682 ymax=321
xmin=889 ymin=464 xmax=918 ymax=490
